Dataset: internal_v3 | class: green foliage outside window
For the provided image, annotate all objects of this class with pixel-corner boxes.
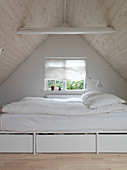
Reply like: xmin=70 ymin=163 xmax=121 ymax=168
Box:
xmin=56 ymin=80 xmax=63 ymax=89
xmin=48 ymin=80 xmax=64 ymax=89
xmin=48 ymin=80 xmax=84 ymax=90
xmin=66 ymin=80 xmax=84 ymax=90
xmin=48 ymin=80 xmax=55 ymax=88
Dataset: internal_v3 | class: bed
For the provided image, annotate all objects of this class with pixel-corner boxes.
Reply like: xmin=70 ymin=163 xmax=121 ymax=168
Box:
xmin=0 ymin=92 xmax=127 ymax=154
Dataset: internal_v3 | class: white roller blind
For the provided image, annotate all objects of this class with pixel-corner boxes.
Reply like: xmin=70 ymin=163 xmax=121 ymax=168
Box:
xmin=45 ymin=59 xmax=86 ymax=81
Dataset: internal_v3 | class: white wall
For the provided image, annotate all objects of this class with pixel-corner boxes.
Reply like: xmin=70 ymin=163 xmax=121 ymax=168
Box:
xmin=0 ymin=34 xmax=127 ymax=105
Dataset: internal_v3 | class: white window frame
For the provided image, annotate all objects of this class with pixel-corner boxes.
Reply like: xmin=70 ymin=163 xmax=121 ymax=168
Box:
xmin=44 ymin=57 xmax=86 ymax=92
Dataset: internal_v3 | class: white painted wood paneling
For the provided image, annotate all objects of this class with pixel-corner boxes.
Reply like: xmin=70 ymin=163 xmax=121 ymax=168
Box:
xmin=0 ymin=0 xmax=63 ymax=85
xmin=67 ymin=0 xmax=127 ymax=81
xmin=36 ymin=135 xmax=96 ymax=153
xmin=0 ymin=0 xmax=127 ymax=85
xmin=99 ymin=134 xmax=127 ymax=153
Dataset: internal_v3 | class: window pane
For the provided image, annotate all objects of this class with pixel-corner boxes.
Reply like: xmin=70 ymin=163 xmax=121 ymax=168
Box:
xmin=56 ymin=80 xmax=63 ymax=89
xmin=66 ymin=80 xmax=84 ymax=90
xmin=48 ymin=80 xmax=55 ymax=88
xmin=45 ymin=58 xmax=86 ymax=91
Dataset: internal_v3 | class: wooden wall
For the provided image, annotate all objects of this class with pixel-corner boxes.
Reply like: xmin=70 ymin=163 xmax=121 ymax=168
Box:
xmin=0 ymin=0 xmax=127 ymax=85
xmin=67 ymin=0 xmax=127 ymax=81
xmin=0 ymin=0 xmax=64 ymax=84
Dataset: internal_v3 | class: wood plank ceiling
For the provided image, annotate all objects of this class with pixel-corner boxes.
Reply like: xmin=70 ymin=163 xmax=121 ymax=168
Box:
xmin=67 ymin=0 xmax=127 ymax=81
xmin=0 ymin=0 xmax=64 ymax=84
xmin=0 ymin=0 xmax=127 ymax=84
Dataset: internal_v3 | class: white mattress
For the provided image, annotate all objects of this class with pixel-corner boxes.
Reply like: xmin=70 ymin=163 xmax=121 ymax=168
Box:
xmin=0 ymin=112 xmax=127 ymax=132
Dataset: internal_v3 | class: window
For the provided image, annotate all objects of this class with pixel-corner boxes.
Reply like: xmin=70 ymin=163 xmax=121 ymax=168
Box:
xmin=45 ymin=58 xmax=86 ymax=91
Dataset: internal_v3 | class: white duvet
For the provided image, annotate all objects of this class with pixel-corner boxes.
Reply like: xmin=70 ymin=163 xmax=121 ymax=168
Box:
xmin=2 ymin=99 xmax=95 ymax=116
xmin=2 ymin=97 xmax=127 ymax=116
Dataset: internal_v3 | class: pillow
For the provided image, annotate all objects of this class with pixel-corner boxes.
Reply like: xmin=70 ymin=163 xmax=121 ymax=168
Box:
xmin=84 ymin=94 xmax=126 ymax=109
xmin=82 ymin=91 xmax=101 ymax=104
xmin=96 ymin=103 xmax=127 ymax=113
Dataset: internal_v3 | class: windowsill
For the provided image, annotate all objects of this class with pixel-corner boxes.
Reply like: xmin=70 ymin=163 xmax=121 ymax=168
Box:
xmin=44 ymin=90 xmax=85 ymax=95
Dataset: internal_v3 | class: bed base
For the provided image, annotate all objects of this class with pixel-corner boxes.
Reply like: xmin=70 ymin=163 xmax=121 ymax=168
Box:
xmin=0 ymin=131 xmax=127 ymax=154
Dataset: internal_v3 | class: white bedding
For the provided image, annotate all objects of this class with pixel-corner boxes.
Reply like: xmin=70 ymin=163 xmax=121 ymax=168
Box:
xmin=0 ymin=111 xmax=127 ymax=132
xmin=1 ymin=97 xmax=127 ymax=132
xmin=2 ymin=100 xmax=96 ymax=116
xmin=2 ymin=97 xmax=127 ymax=116
xmin=22 ymin=97 xmax=82 ymax=103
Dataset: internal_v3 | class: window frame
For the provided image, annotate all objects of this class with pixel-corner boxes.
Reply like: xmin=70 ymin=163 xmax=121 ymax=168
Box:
xmin=44 ymin=57 xmax=86 ymax=92
xmin=45 ymin=79 xmax=85 ymax=91
xmin=45 ymin=79 xmax=86 ymax=91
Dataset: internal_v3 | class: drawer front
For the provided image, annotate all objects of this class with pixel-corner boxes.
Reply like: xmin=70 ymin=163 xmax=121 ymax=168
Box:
xmin=99 ymin=135 xmax=127 ymax=153
xmin=0 ymin=135 xmax=33 ymax=153
xmin=37 ymin=135 xmax=96 ymax=153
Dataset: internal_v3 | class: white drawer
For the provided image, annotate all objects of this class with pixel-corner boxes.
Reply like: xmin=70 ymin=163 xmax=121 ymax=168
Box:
xmin=99 ymin=134 xmax=127 ymax=153
xmin=0 ymin=135 xmax=33 ymax=153
xmin=36 ymin=135 xmax=96 ymax=153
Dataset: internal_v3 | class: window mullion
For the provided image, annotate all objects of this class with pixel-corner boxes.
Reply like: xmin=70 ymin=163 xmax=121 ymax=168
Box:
xmin=55 ymin=80 xmax=56 ymax=90
xmin=63 ymin=80 xmax=66 ymax=91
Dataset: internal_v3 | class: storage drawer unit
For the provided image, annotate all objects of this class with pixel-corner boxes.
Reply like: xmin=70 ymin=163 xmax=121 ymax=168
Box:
xmin=36 ymin=134 xmax=96 ymax=153
xmin=99 ymin=134 xmax=127 ymax=153
xmin=0 ymin=134 xmax=33 ymax=153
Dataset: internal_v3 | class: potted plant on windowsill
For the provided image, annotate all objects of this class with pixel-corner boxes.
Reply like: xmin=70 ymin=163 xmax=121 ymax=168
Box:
xmin=50 ymin=84 xmax=55 ymax=91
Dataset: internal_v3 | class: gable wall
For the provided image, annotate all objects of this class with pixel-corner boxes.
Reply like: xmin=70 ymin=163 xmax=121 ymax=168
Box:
xmin=0 ymin=35 xmax=127 ymax=105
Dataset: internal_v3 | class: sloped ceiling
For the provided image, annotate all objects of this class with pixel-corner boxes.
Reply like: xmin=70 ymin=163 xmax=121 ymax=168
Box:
xmin=0 ymin=0 xmax=64 ymax=84
xmin=0 ymin=0 xmax=127 ymax=85
xmin=67 ymin=0 xmax=127 ymax=81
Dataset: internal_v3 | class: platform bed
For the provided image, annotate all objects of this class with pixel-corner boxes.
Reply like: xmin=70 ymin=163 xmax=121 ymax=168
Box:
xmin=0 ymin=131 xmax=127 ymax=154
xmin=1 ymin=94 xmax=127 ymax=154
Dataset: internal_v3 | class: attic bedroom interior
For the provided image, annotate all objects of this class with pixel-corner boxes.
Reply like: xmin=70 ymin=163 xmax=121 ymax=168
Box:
xmin=0 ymin=0 xmax=127 ymax=169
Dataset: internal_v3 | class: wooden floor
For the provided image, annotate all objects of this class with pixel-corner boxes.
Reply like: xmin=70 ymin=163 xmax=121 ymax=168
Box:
xmin=0 ymin=153 xmax=127 ymax=170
